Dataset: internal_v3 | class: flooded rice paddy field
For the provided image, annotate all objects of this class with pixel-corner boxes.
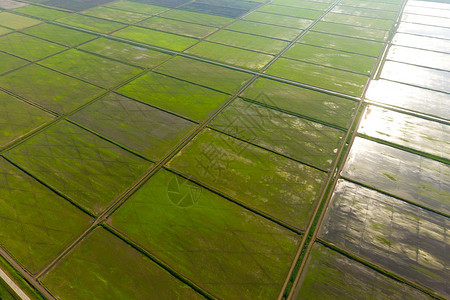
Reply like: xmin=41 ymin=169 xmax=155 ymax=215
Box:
xmin=0 ymin=0 xmax=448 ymax=299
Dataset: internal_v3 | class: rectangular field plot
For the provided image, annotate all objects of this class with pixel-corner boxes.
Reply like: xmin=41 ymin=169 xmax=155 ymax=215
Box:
xmin=272 ymin=0 xmax=331 ymax=10
xmin=266 ymin=58 xmax=369 ymax=97
xmin=0 ymin=12 xmax=41 ymax=29
xmin=78 ymin=38 xmax=171 ymax=68
xmin=380 ymin=61 xmax=450 ymax=93
xmin=39 ymin=49 xmax=142 ymax=88
xmin=0 ymin=32 xmax=66 ymax=61
xmin=340 ymin=0 xmax=401 ymax=11
xmin=160 ymin=9 xmax=232 ymax=27
xmin=244 ymin=11 xmax=313 ymax=28
xmin=331 ymin=5 xmax=399 ymax=19
xmin=296 ymin=243 xmax=431 ymax=300
xmin=387 ymin=45 xmax=450 ymax=71
xmin=117 ymin=72 xmax=229 ymax=121
xmin=178 ymin=2 xmax=249 ymax=18
xmin=186 ymin=41 xmax=274 ymax=71
xmin=0 ymin=52 xmax=27 ymax=75
xmin=210 ymin=98 xmax=345 ymax=170
xmin=37 ymin=0 xmax=115 ymax=11
xmin=110 ymin=169 xmax=300 ymax=299
xmin=113 ymin=26 xmax=198 ymax=51
xmin=41 ymin=228 xmax=202 ymax=300
xmin=22 ymin=23 xmax=96 ymax=47
xmin=299 ymin=31 xmax=384 ymax=57
xmin=138 ymin=17 xmax=217 ymax=38
xmin=241 ymin=78 xmax=358 ymax=128
xmin=0 ymin=64 xmax=104 ymax=113
xmin=257 ymin=5 xmax=323 ymax=19
xmin=366 ymin=79 xmax=450 ymax=121
xmin=392 ymin=32 xmax=450 ymax=54
xmin=13 ymin=5 xmax=69 ymax=20
xmin=342 ymin=137 xmax=450 ymax=214
xmin=0 ymin=27 xmax=11 ymax=36
xmin=154 ymin=56 xmax=252 ymax=94
xmin=284 ymin=43 xmax=377 ymax=75
xmin=70 ymin=93 xmax=196 ymax=160
xmin=322 ymin=13 xmax=394 ymax=30
xmin=81 ymin=6 xmax=148 ymax=24
xmin=312 ymin=21 xmax=389 ymax=42
xmin=168 ymin=129 xmax=327 ymax=229
xmin=5 ymin=121 xmax=151 ymax=215
xmin=320 ymin=180 xmax=449 ymax=298
xmin=0 ymin=91 xmax=54 ymax=147
xmin=104 ymin=0 xmax=170 ymax=15
xmin=359 ymin=105 xmax=450 ymax=161
xmin=57 ymin=14 xmax=126 ymax=33
xmin=206 ymin=30 xmax=289 ymax=55
xmin=225 ymin=20 xmax=300 ymax=41
xmin=0 ymin=157 xmax=92 ymax=274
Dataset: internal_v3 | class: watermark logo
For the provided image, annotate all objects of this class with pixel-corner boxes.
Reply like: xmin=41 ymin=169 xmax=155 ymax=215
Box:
xmin=167 ymin=175 xmax=202 ymax=208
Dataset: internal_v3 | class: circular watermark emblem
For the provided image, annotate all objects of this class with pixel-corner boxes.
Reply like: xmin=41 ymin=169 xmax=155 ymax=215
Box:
xmin=167 ymin=176 xmax=202 ymax=208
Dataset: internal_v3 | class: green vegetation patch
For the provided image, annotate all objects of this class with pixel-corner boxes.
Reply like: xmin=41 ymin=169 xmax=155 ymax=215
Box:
xmin=322 ymin=13 xmax=394 ymax=30
xmin=340 ymin=0 xmax=401 ymax=11
xmin=41 ymin=228 xmax=202 ymax=300
xmin=104 ymin=0 xmax=170 ymax=15
xmin=57 ymin=14 xmax=126 ymax=33
xmin=186 ymin=41 xmax=273 ymax=71
xmin=272 ymin=0 xmax=331 ymax=10
xmin=70 ymin=93 xmax=196 ymax=160
xmin=210 ymin=99 xmax=345 ymax=170
xmin=284 ymin=43 xmax=377 ymax=75
xmin=0 ymin=157 xmax=92 ymax=274
xmin=79 ymin=37 xmax=171 ymax=68
xmin=14 ymin=5 xmax=69 ymax=20
xmin=0 ymin=12 xmax=41 ymax=29
xmin=331 ymin=5 xmax=398 ymax=19
xmin=0 ymin=32 xmax=66 ymax=60
xmin=138 ymin=17 xmax=217 ymax=38
xmin=226 ymin=20 xmax=300 ymax=41
xmin=6 ymin=121 xmax=151 ymax=215
xmin=342 ymin=137 xmax=450 ymax=214
xmin=22 ymin=23 xmax=96 ymax=47
xmin=113 ymin=26 xmax=198 ymax=51
xmin=0 ymin=91 xmax=54 ymax=147
xmin=0 ymin=52 xmax=27 ymax=75
xmin=82 ymin=6 xmax=148 ymax=24
xmin=168 ymin=129 xmax=327 ymax=229
xmin=320 ymin=180 xmax=449 ymax=298
xmin=160 ymin=9 xmax=232 ymax=27
xmin=207 ymin=30 xmax=289 ymax=55
xmin=296 ymin=243 xmax=431 ymax=299
xmin=300 ymin=31 xmax=384 ymax=57
xmin=312 ymin=21 xmax=389 ymax=42
xmin=267 ymin=57 xmax=368 ymax=97
xmin=359 ymin=105 xmax=450 ymax=161
xmin=0 ymin=64 xmax=104 ymax=113
xmin=258 ymin=5 xmax=323 ymax=19
xmin=0 ymin=26 xmax=11 ymax=36
xmin=241 ymin=78 xmax=358 ymax=128
xmin=40 ymin=49 xmax=142 ymax=88
xmin=244 ymin=11 xmax=313 ymax=29
xmin=0 ymin=279 xmax=15 ymax=300
xmin=117 ymin=72 xmax=229 ymax=121
xmin=155 ymin=56 xmax=252 ymax=94
xmin=110 ymin=169 xmax=300 ymax=299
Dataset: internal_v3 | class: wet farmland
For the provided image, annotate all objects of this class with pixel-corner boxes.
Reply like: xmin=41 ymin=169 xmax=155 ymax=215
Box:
xmin=0 ymin=0 xmax=448 ymax=299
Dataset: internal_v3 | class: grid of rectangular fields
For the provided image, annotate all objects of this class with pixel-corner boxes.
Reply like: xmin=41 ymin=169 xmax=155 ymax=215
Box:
xmin=0 ymin=0 xmax=447 ymax=299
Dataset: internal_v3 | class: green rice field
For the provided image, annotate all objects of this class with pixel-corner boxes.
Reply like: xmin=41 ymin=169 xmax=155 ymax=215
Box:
xmin=0 ymin=0 xmax=448 ymax=299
